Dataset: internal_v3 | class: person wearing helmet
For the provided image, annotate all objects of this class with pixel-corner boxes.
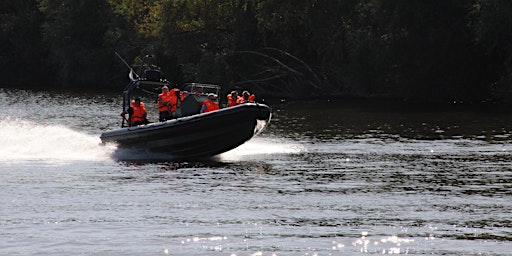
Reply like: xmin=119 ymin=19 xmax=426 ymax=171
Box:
xmin=200 ymin=93 xmax=220 ymax=113
xmin=227 ymin=90 xmax=240 ymax=107
xmin=239 ymin=90 xmax=255 ymax=104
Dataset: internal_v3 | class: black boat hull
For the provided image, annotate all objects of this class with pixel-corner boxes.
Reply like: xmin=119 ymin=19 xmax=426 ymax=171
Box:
xmin=100 ymin=103 xmax=271 ymax=159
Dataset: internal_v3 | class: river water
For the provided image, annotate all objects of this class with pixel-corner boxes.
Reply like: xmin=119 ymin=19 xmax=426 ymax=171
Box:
xmin=1 ymin=88 xmax=512 ymax=255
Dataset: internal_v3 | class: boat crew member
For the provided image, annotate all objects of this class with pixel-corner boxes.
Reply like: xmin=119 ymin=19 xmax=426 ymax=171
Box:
xmin=200 ymin=93 xmax=220 ymax=113
xmin=123 ymin=98 xmax=148 ymax=126
xmin=169 ymin=87 xmax=181 ymax=117
xmin=239 ymin=91 xmax=255 ymax=104
xmin=181 ymin=90 xmax=189 ymax=100
xmin=157 ymin=86 xmax=172 ymax=122
xmin=226 ymin=90 xmax=240 ymax=107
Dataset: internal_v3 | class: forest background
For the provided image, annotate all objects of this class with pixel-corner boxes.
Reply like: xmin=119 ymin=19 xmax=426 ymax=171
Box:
xmin=2 ymin=0 xmax=512 ymax=102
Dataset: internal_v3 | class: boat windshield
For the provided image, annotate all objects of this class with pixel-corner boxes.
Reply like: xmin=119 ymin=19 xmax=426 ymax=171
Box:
xmin=183 ymin=83 xmax=220 ymax=96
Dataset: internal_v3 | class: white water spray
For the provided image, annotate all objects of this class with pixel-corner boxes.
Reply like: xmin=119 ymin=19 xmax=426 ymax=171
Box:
xmin=0 ymin=119 xmax=115 ymax=162
xmin=220 ymin=137 xmax=305 ymax=161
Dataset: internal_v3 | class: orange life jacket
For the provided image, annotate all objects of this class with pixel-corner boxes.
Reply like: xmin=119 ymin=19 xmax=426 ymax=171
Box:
xmin=130 ymin=100 xmax=147 ymax=125
xmin=202 ymin=99 xmax=219 ymax=113
xmin=227 ymin=94 xmax=237 ymax=107
xmin=169 ymin=88 xmax=181 ymax=112
xmin=157 ymin=92 xmax=172 ymax=112
xmin=238 ymin=94 xmax=255 ymax=103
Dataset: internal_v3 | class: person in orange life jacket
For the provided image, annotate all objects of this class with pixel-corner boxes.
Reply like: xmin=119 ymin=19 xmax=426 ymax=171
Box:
xmin=122 ymin=98 xmax=148 ymax=126
xmin=200 ymin=93 xmax=220 ymax=113
xmin=168 ymin=87 xmax=182 ymax=116
xmin=181 ymin=90 xmax=189 ymax=100
xmin=226 ymin=90 xmax=240 ymax=107
xmin=239 ymin=90 xmax=255 ymax=103
xmin=157 ymin=86 xmax=172 ymax=122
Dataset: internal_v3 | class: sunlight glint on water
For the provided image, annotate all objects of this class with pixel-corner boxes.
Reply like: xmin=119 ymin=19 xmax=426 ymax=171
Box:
xmin=220 ymin=137 xmax=305 ymax=161
xmin=2 ymin=89 xmax=512 ymax=255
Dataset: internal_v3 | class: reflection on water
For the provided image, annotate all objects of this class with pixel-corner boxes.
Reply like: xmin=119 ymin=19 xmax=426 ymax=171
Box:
xmin=1 ymin=89 xmax=512 ymax=255
xmin=271 ymin=99 xmax=512 ymax=141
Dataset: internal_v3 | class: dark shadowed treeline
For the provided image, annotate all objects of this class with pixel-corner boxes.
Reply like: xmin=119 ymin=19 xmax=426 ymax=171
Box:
xmin=2 ymin=0 xmax=512 ymax=102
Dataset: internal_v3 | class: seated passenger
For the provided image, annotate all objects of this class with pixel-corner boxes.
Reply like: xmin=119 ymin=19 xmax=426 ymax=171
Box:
xmin=181 ymin=90 xmax=189 ymax=101
xmin=239 ymin=90 xmax=255 ymax=104
xmin=121 ymin=98 xmax=148 ymax=126
xmin=200 ymin=93 xmax=220 ymax=113
xmin=227 ymin=90 xmax=240 ymax=107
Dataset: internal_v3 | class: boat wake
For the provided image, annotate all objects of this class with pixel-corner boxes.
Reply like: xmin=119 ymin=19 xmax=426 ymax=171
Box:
xmin=219 ymin=137 xmax=305 ymax=161
xmin=108 ymin=137 xmax=304 ymax=162
xmin=0 ymin=119 xmax=299 ymax=163
xmin=0 ymin=119 xmax=115 ymax=163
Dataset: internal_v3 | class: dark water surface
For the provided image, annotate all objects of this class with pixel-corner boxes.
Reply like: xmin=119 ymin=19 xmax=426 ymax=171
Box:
xmin=1 ymin=88 xmax=512 ymax=255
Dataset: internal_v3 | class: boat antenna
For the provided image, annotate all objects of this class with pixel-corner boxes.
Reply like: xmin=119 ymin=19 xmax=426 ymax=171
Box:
xmin=114 ymin=50 xmax=140 ymax=79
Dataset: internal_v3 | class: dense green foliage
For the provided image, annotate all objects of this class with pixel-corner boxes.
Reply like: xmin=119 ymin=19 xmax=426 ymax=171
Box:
xmin=1 ymin=0 xmax=512 ymax=101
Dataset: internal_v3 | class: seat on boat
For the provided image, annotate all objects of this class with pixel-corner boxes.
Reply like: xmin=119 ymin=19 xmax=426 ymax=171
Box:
xmin=142 ymin=70 xmax=162 ymax=82
xmin=175 ymin=94 xmax=208 ymax=118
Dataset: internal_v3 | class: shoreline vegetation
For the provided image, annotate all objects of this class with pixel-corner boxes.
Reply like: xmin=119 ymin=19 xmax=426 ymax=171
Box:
xmin=2 ymin=1 xmax=512 ymax=103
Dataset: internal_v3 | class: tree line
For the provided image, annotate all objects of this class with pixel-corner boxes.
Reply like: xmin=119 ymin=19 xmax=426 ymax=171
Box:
xmin=1 ymin=0 xmax=512 ymax=102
